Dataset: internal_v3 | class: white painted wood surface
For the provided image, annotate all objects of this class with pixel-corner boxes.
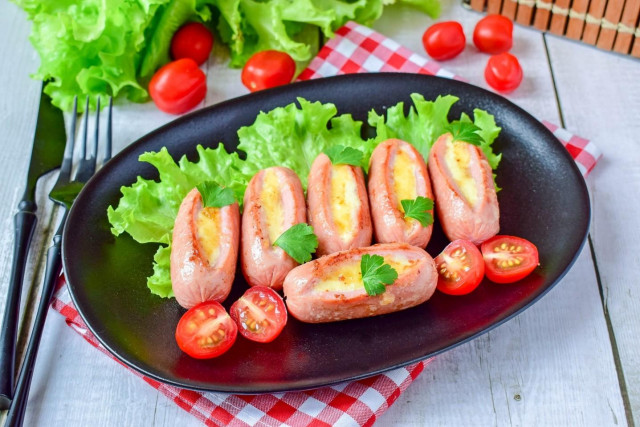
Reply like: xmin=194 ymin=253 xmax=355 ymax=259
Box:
xmin=0 ymin=1 xmax=637 ymax=426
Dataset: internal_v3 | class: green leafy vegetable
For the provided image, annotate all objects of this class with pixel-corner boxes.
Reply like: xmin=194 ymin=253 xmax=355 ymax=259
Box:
xmin=107 ymin=143 xmax=249 ymax=297
xmin=324 ymin=145 xmax=364 ymax=167
xmin=238 ymin=98 xmax=376 ymax=186
xmin=196 ymin=181 xmax=236 ymax=208
xmin=446 ymin=121 xmax=484 ymax=146
xmin=360 ymin=254 xmax=398 ymax=296
xmin=401 ymin=197 xmax=434 ymax=227
xmin=273 ymin=223 xmax=318 ymax=264
xmin=14 ymin=0 xmax=440 ymax=111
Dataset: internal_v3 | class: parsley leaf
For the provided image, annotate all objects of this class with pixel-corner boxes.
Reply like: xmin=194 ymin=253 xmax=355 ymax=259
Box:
xmin=196 ymin=181 xmax=236 ymax=208
xmin=401 ymin=197 xmax=435 ymax=227
xmin=324 ymin=145 xmax=364 ymax=167
xmin=273 ymin=223 xmax=318 ymax=264
xmin=360 ymin=254 xmax=398 ymax=296
xmin=446 ymin=120 xmax=484 ymax=146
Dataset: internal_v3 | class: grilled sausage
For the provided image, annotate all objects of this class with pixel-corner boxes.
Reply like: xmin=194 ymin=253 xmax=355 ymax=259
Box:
xmin=241 ymin=167 xmax=307 ymax=290
xmin=427 ymin=133 xmax=499 ymax=245
xmin=171 ymin=188 xmax=240 ymax=309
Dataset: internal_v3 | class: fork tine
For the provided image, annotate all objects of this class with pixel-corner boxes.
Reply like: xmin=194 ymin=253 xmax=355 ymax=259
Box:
xmin=59 ymin=96 xmax=77 ymax=182
xmin=74 ymin=97 xmax=98 ymax=182
xmin=105 ymin=97 xmax=112 ymax=163
xmin=81 ymin=96 xmax=89 ymax=159
xmin=93 ymin=97 xmax=100 ymax=161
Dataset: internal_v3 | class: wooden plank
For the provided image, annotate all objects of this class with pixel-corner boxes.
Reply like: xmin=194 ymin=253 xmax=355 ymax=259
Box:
xmin=533 ymin=0 xmax=554 ymax=31
xmin=515 ymin=0 xmax=536 ymax=26
xmin=595 ymin=0 xmax=627 ymax=50
xmin=546 ymin=33 xmax=640 ymax=425
xmin=548 ymin=0 xmax=574 ymax=35
xmin=501 ymin=0 xmax=520 ymax=21
xmin=565 ymin=0 xmax=592 ymax=39
xmin=612 ymin=0 xmax=640 ymax=54
xmin=488 ymin=0 xmax=505 ymax=15
xmin=582 ymin=0 xmax=608 ymax=44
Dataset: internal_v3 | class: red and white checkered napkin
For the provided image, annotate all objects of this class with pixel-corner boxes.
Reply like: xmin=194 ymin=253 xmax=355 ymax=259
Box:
xmin=49 ymin=21 xmax=602 ymax=427
xmin=298 ymin=21 xmax=602 ymax=177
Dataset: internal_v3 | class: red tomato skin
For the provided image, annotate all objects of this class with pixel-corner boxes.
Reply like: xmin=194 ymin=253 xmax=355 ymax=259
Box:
xmin=175 ymin=301 xmax=237 ymax=359
xmin=149 ymin=58 xmax=206 ymax=115
xmin=484 ymin=53 xmax=523 ymax=93
xmin=241 ymin=50 xmax=296 ymax=92
xmin=481 ymin=235 xmax=539 ymax=283
xmin=422 ymin=21 xmax=466 ymax=61
xmin=473 ymin=15 xmax=514 ymax=54
xmin=230 ymin=287 xmax=287 ymax=343
xmin=435 ymin=240 xmax=485 ymax=296
xmin=171 ymin=22 xmax=214 ymax=65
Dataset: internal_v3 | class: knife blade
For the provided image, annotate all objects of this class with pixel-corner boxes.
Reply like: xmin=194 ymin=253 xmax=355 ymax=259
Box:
xmin=0 ymin=83 xmax=66 ymax=409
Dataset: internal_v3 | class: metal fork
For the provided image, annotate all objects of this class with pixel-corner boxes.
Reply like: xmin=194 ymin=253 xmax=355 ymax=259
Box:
xmin=5 ymin=96 xmax=113 ymax=427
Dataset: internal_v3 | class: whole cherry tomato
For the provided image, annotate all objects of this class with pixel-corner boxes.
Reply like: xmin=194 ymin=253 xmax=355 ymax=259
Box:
xmin=481 ymin=235 xmax=539 ymax=283
xmin=473 ymin=15 xmax=514 ymax=54
xmin=435 ymin=240 xmax=485 ymax=295
xmin=422 ymin=21 xmax=466 ymax=61
xmin=175 ymin=301 xmax=237 ymax=359
xmin=149 ymin=58 xmax=206 ymax=114
xmin=241 ymin=50 xmax=296 ymax=92
xmin=170 ymin=22 xmax=214 ymax=65
xmin=484 ymin=52 xmax=523 ymax=93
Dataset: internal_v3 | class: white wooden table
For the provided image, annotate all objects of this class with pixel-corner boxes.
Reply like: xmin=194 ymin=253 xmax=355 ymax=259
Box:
xmin=1 ymin=1 xmax=638 ymax=425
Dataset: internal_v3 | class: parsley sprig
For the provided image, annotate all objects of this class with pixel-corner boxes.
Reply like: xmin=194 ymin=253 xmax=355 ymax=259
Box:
xmin=400 ymin=196 xmax=434 ymax=227
xmin=196 ymin=181 xmax=236 ymax=208
xmin=324 ymin=145 xmax=364 ymax=167
xmin=446 ymin=121 xmax=484 ymax=146
xmin=273 ymin=223 xmax=318 ymax=264
xmin=360 ymin=254 xmax=398 ymax=296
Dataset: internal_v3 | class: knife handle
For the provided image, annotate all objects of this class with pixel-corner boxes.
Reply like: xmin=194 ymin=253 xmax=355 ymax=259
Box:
xmin=0 ymin=200 xmax=38 ymax=409
xmin=5 ymin=232 xmax=62 ymax=427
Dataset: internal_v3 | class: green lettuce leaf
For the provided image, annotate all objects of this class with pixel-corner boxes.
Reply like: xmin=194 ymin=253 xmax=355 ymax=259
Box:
xmin=238 ymin=98 xmax=375 ymax=187
xmin=107 ymin=143 xmax=249 ymax=297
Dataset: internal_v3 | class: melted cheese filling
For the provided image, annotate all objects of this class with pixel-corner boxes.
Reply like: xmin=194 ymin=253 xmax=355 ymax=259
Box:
xmin=330 ymin=165 xmax=360 ymax=242
xmin=444 ymin=140 xmax=478 ymax=207
xmin=196 ymin=207 xmax=221 ymax=265
xmin=260 ymin=169 xmax=285 ymax=244
xmin=393 ymin=149 xmax=418 ymax=211
xmin=314 ymin=256 xmax=416 ymax=292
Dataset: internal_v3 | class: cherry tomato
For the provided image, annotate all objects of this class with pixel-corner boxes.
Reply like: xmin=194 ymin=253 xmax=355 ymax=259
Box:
xmin=170 ymin=22 xmax=214 ymax=66
xmin=484 ymin=53 xmax=523 ymax=93
xmin=473 ymin=15 xmax=514 ymax=54
xmin=149 ymin=58 xmax=206 ymax=115
xmin=481 ymin=235 xmax=539 ymax=283
xmin=241 ymin=50 xmax=296 ymax=92
xmin=422 ymin=21 xmax=466 ymax=61
xmin=230 ymin=287 xmax=287 ymax=343
xmin=175 ymin=301 xmax=237 ymax=359
xmin=435 ymin=240 xmax=485 ymax=295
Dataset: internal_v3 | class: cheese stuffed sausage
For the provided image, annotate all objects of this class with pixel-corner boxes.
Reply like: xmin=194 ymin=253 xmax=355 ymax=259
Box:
xmin=428 ymin=133 xmax=499 ymax=245
xmin=171 ymin=188 xmax=240 ymax=309
xmin=368 ymin=139 xmax=434 ymax=248
xmin=307 ymin=153 xmax=372 ymax=256
xmin=241 ymin=167 xmax=307 ymax=290
xmin=283 ymin=243 xmax=437 ymax=323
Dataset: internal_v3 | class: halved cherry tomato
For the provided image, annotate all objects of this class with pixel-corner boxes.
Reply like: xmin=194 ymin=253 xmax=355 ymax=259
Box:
xmin=241 ymin=50 xmax=296 ymax=92
xmin=473 ymin=15 xmax=514 ymax=54
xmin=481 ymin=235 xmax=539 ymax=283
xmin=484 ymin=52 xmax=523 ymax=93
xmin=422 ymin=21 xmax=466 ymax=61
xmin=171 ymin=22 xmax=214 ymax=66
xmin=230 ymin=287 xmax=287 ymax=343
xmin=149 ymin=58 xmax=206 ymax=115
xmin=435 ymin=240 xmax=485 ymax=295
xmin=175 ymin=301 xmax=237 ymax=359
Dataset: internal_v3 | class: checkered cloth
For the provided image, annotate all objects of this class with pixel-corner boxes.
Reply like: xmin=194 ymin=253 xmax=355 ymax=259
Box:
xmin=49 ymin=21 xmax=601 ymax=427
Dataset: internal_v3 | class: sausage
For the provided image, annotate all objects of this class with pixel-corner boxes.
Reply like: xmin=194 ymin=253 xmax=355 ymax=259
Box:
xmin=241 ymin=166 xmax=307 ymax=290
xmin=427 ymin=133 xmax=499 ymax=245
xmin=170 ymin=188 xmax=240 ymax=309
xmin=368 ymin=139 xmax=434 ymax=248
xmin=307 ymin=153 xmax=372 ymax=256
xmin=283 ymin=243 xmax=437 ymax=323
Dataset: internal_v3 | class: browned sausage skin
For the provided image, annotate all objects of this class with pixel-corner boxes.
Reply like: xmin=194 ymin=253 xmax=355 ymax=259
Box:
xmin=241 ymin=166 xmax=307 ymax=290
xmin=283 ymin=243 xmax=437 ymax=323
xmin=428 ymin=133 xmax=499 ymax=245
xmin=307 ymin=153 xmax=372 ymax=256
xmin=368 ymin=139 xmax=434 ymax=248
xmin=170 ymin=188 xmax=240 ymax=309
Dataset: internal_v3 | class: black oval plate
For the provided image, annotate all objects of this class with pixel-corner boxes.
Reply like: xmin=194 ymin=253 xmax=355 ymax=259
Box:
xmin=62 ymin=73 xmax=590 ymax=393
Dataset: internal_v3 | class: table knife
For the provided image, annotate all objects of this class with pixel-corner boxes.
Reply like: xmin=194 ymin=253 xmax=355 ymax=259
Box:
xmin=0 ymin=84 xmax=66 ymax=409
